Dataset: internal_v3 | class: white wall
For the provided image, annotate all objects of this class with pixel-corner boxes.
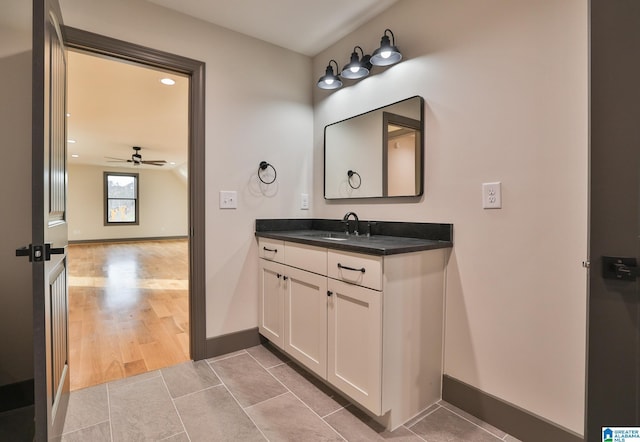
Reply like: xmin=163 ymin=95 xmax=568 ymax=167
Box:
xmin=313 ymin=0 xmax=587 ymax=436
xmin=67 ymin=164 xmax=188 ymax=241
xmin=59 ymin=0 xmax=314 ymax=338
xmin=0 ymin=1 xmax=32 ymax=386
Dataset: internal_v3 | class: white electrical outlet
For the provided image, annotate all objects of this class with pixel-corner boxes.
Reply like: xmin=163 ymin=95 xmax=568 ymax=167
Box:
xmin=482 ymin=182 xmax=502 ymax=209
xmin=219 ymin=190 xmax=238 ymax=209
xmin=301 ymin=193 xmax=309 ymax=210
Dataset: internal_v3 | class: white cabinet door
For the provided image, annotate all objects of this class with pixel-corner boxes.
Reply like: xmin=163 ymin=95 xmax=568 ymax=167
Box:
xmin=327 ymin=279 xmax=382 ymax=415
xmin=284 ymin=266 xmax=328 ymax=378
xmin=258 ymin=259 xmax=285 ymax=349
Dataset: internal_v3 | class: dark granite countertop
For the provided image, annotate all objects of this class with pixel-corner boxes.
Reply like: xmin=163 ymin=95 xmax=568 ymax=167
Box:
xmin=255 ymin=219 xmax=453 ymax=256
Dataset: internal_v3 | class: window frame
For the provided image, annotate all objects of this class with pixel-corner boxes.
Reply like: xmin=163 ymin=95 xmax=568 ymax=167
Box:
xmin=103 ymin=172 xmax=140 ymax=226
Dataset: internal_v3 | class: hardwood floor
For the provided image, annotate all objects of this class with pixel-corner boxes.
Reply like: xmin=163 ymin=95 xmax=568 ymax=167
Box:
xmin=67 ymin=239 xmax=189 ymax=391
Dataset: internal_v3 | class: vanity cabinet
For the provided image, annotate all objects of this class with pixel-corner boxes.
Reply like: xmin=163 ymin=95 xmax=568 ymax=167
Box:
xmin=257 ymin=236 xmax=447 ymax=430
xmin=258 ymin=241 xmax=327 ymax=378
xmin=327 ymin=278 xmax=382 ymax=415
xmin=258 ymin=259 xmax=285 ymax=348
xmin=283 ymin=265 xmax=327 ymax=378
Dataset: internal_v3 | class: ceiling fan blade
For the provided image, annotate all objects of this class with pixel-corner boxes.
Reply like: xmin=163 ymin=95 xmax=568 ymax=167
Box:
xmin=105 ymin=156 xmax=127 ymax=161
xmin=142 ymin=161 xmax=166 ymax=166
xmin=141 ymin=160 xmax=167 ymax=164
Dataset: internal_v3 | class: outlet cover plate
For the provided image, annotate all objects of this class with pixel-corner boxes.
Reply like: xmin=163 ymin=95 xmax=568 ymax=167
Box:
xmin=219 ymin=190 xmax=237 ymax=209
xmin=482 ymin=182 xmax=502 ymax=209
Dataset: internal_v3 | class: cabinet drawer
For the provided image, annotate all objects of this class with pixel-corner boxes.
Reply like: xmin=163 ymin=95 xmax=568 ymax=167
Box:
xmin=328 ymin=250 xmax=382 ymax=291
xmin=284 ymin=242 xmax=327 ymax=275
xmin=258 ymin=238 xmax=284 ymax=263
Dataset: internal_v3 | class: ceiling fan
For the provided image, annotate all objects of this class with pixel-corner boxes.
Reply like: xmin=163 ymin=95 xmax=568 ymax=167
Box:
xmin=106 ymin=146 xmax=167 ymax=166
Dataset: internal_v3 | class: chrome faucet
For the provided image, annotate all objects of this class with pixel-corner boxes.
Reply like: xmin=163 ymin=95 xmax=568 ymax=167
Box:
xmin=342 ymin=212 xmax=359 ymax=235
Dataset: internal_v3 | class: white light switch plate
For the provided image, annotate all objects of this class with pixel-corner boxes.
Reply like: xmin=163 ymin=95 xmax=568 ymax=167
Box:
xmin=482 ymin=182 xmax=502 ymax=209
xmin=219 ymin=190 xmax=237 ymax=209
xmin=301 ymin=193 xmax=309 ymax=210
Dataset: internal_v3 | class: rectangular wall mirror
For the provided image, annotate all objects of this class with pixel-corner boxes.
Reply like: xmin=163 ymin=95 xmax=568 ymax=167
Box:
xmin=324 ymin=96 xmax=424 ymax=199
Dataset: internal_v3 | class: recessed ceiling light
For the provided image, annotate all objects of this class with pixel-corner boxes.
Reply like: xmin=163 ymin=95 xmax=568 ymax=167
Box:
xmin=66 ymin=113 xmax=71 ymax=117
xmin=67 ymin=139 xmax=76 ymax=144
xmin=71 ymin=154 xmax=79 ymax=158
xmin=160 ymin=78 xmax=176 ymax=86
xmin=170 ymin=161 xmax=176 ymax=165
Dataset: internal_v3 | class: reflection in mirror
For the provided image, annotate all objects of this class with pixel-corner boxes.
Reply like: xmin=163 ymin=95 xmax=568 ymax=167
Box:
xmin=324 ymin=96 xmax=423 ymax=199
xmin=383 ymin=112 xmax=421 ymax=197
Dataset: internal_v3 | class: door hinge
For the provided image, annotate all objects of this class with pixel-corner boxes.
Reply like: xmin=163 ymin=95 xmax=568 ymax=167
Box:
xmin=15 ymin=244 xmax=65 ymax=262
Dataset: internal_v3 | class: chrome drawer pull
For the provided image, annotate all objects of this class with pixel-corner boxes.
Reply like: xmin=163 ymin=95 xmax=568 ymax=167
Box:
xmin=337 ymin=263 xmax=366 ymax=273
xmin=263 ymin=247 xmax=278 ymax=252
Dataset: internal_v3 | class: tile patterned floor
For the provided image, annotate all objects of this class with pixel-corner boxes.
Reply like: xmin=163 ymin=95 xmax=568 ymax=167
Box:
xmin=61 ymin=344 xmax=521 ymax=442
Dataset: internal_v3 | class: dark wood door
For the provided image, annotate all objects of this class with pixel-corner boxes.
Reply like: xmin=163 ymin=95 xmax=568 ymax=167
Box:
xmin=32 ymin=0 xmax=69 ymax=439
xmin=588 ymin=0 xmax=640 ymax=439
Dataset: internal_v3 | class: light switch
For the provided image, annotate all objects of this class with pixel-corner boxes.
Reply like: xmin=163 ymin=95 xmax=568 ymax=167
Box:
xmin=301 ymin=193 xmax=309 ymax=210
xmin=219 ymin=190 xmax=238 ymax=209
xmin=482 ymin=182 xmax=502 ymax=209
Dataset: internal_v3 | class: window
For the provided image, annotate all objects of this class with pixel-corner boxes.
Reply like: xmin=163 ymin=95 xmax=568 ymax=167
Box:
xmin=104 ymin=172 xmax=139 ymax=225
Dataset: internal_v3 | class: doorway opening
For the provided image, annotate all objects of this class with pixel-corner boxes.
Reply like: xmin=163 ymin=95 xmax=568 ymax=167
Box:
xmin=66 ymin=49 xmax=190 ymax=390
xmin=62 ymin=27 xmax=207 ymax=389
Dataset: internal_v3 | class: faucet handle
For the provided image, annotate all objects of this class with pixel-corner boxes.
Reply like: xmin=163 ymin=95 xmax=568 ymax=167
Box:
xmin=366 ymin=221 xmax=377 ymax=237
xmin=341 ymin=220 xmax=350 ymax=234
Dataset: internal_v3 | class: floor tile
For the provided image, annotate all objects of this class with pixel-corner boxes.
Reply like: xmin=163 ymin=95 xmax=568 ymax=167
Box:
xmin=324 ymin=405 xmax=422 ymax=442
xmin=108 ymin=375 xmax=183 ymax=441
xmin=403 ymin=403 xmax=440 ymax=428
xmin=269 ymin=362 xmax=348 ymax=417
xmin=246 ymin=343 xmax=289 ymax=369
xmin=438 ymin=400 xmax=507 ymax=438
xmin=61 ymin=421 xmax=110 ymax=442
xmin=161 ymin=360 xmax=221 ymax=398
xmin=409 ymin=406 xmax=503 ymax=442
xmin=174 ymin=385 xmax=265 ymax=441
xmin=159 ymin=431 xmax=193 ymax=441
xmin=206 ymin=349 xmax=247 ymax=362
xmin=107 ymin=369 xmax=161 ymax=391
xmin=62 ymin=384 xmax=109 ymax=434
xmin=210 ymin=353 xmax=287 ymax=407
xmin=245 ymin=392 xmax=343 ymax=442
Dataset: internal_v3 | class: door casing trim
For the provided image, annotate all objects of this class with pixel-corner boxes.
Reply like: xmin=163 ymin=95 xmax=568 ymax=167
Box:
xmin=61 ymin=26 xmax=207 ymax=360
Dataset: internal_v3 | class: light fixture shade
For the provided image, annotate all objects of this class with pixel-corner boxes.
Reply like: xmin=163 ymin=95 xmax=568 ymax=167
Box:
xmin=341 ymin=47 xmax=370 ymax=80
xmin=370 ymin=30 xmax=402 ymax=66
xmin=317 ymin=60 xmax=343 ymax=90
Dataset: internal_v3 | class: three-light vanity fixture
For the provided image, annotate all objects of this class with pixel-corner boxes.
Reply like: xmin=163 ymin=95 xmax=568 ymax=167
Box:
xmin=317 ymin=29 xmax=402 ymax=90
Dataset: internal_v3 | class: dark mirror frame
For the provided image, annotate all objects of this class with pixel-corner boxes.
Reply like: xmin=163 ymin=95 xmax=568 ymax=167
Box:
xmin=324 ymin=95 xmax=424 ymax=200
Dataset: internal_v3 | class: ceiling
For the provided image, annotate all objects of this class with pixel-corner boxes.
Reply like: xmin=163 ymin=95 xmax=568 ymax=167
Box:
xmin=67 ymin=0 xmax=398 ymax=172
xmin=67 ymin=51 xmax=189 ymax=170
xmin=146 ymin=0 xmax=398 ymax=56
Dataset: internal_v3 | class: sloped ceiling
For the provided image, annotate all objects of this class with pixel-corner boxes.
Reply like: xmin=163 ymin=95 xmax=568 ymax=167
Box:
xmin=67 ymin=51 xmax=189 ymax=170
xmin=146 ymin=0 xmax=398 ymax=56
